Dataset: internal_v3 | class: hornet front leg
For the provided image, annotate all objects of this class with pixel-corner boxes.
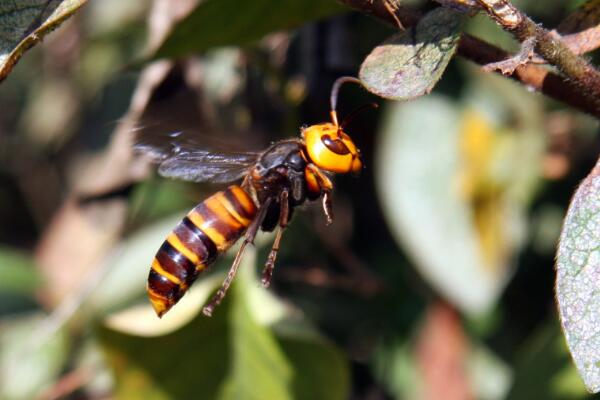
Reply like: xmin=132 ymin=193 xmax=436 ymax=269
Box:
xmin=306 ymin=163 xmax=334 ymax=225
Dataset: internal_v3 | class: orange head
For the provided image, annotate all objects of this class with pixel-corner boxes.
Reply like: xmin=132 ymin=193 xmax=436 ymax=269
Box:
xmin=302 ymin=115 xmax=362 ymax=174
xmin=302 ymin=76 xmax=376 ymax=175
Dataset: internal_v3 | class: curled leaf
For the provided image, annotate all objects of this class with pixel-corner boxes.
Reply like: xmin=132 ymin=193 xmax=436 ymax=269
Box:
xmin=359 ymin=7 xmax=463 ymax=100
xmin=0 ymin=0 xmax=88 ymax=82
xmin=556 ymin=158 xmax=600 ymax=393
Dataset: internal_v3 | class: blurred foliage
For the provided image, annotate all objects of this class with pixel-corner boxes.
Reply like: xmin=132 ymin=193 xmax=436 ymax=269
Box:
xmin=99 ymin=251 xmax=349 ymax=400
xmin=153 ymin=0 xmax=345 ymax=59
xmin=0 ymin=0 xmax=598 ymax=399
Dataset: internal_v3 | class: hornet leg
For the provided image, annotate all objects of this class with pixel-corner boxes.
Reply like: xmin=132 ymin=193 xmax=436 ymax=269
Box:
xmin=202 ymin=197 xmax=272 ymax=317
xmin=307 ymin=163 xmax=334 ymax=225
xmin=261 ymin=189 xmax=290 ymax=288
xmin=322 ymin=191 xmax=333 ymax=226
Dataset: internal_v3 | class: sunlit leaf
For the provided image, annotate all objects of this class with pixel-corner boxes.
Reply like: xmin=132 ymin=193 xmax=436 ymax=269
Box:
xmin=0 ymin=313 xmax=69 ymax=400
xmin=153 ymin=0 xmax=344 ymax=59
xmin=376 ymin=97 xmax=490 ymax=314
xmin=0 ymin=0 xmax=88 ymax=82
xmin=556 ymin=158 xmax=600 ymax=393
xmin=103 ymin=274 xmax=223 ymax=337
xmin=375 ymin=76 xmax=543 ymax=314
xmin=359 ymin=7 xmax=463 ymax=100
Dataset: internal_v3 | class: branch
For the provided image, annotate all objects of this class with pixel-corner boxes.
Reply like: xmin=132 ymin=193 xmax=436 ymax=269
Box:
xmin=457 ymin=35 xmax=600 ymax=117
xmin=556 ymin=0 xmax=600 ymax=56
xmin=338 ymin=0 xmax=600 ymax=118
xmin=474 ymin=0 xmax=600 ymax=106
xmin=560 ymin=29 xmax=600 ymax=56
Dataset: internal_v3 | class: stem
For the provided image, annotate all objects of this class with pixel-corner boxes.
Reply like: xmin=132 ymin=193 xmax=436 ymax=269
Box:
xmin=475 ymin=0 xmax=600 ymax=107
xmin=458 ymin=35 xmax=600 ymax=117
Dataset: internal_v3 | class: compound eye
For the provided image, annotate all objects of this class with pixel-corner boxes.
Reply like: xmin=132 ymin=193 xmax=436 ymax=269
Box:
xmin=287 ymin=152 xmax=305 ymax=171
xmin=322 ymin=134 xmax=350 ymax=155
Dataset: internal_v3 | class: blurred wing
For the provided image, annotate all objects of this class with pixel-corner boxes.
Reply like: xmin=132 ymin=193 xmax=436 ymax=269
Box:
xmin=156 ymin=150 xmax=258 ymax=183
xmin=135 ymin=131 xmax=260 ymax=184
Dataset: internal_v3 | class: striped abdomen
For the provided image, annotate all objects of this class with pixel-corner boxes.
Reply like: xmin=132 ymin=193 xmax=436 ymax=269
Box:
xmin=147 ymin=185 xmax=257 ymax=317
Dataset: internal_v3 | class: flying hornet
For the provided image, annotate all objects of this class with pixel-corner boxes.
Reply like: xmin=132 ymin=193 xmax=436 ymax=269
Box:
xmin=135 ymin=76 xmax=374 ymax=317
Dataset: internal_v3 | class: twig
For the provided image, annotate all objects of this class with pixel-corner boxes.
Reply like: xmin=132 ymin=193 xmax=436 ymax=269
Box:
xmin=372 ymin=0 xmax=405 ymax=30
xmin=560 ymin=29 xmax=600 ymax=56
xmin=457 ymin=35 xmax=600 ymax=118
xmin=556 ymin=0 xmax=600 ymax=56
xmin=474 ymin=0 xmax=600 ymax=106
xmin=337 ymin=0 xmax=600 ymax=118
xmin=481 ymin=36 xmax=536 ymax=74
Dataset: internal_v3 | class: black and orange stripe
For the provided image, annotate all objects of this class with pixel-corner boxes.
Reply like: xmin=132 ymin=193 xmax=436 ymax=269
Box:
xmin=147 ymin=185 xmax=257 ymax=317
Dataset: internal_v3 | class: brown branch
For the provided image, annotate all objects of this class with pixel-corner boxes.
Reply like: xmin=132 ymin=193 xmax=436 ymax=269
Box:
xmin=556 ymin=0 xmax=600 ymax=55
xmin=341 ymin=0 xmax=420 ymax=26
xmin=338 ymin=0 xmax=600 ymax=118
xmin=457 ymin=35 xmax=600 ymax=118
xmin=448 ymin=0 xmax=600 ymax=58
xmin=560 ymin=29 xmax=600 ymax=55
xmin=476 ymin=2 xmax=600 ymax=62
xmin=475 ymin=0 xmax=600 ymax=107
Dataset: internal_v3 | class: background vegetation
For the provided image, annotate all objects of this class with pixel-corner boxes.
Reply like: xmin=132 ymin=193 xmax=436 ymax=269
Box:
xmin=0 ymin=0 xmax=599 ymax=399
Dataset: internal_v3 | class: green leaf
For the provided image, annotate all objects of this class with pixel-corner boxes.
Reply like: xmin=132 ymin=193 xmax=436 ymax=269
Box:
xmin=0 ymin=246 xmax=41 ymax=294
xmin=154 ymin=0 xmax=345 ymax=59
xmin=98 ymin=249 xmax=349 ymax=400
xmin=359 ymin=7 xmax=463 ymax=100
xmin=216 ymin=267 xmax=293 ymax=400
xmin=0 ymin=313 xmax=70 ymax=400
xmin=0 ymin=0 xmax=88 ymax=82
xmin=555 ymin=158 xmax=600 ymax=393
